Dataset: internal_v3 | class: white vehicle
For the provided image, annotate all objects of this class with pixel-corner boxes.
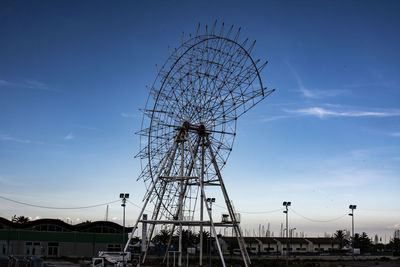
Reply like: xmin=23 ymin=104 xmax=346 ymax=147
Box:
xmin=92 ymin=251 xmax=132 ymax=267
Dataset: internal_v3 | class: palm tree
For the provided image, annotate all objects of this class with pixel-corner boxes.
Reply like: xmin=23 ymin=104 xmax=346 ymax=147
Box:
xmin=334 ymin=230 xmax=349 ymax=249
xmin=11 ymin=215 xmax=30 ymax=224
xmin=194 ymin=231 xmax=211 ymax=251
xmin=180 ymin=229 xmax=196 ymax=249
xmin=153 ymin=229 xmax=171 ymax=248
xmin=355 ymin=232 xmax=372 ymax=253
xmin=388 ymin=237 xmax=400 ymax=256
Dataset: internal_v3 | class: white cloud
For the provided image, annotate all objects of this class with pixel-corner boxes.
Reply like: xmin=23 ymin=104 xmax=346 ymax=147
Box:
xmin=260 ymin=115 xmax=295 ymax=122
xmin=0 ymin=79 xmax=59 ymax=92
xmin=64 ymin=133 xmax=75 ymax=140
xmin=24 ymin=80 xmax=51 ymax=90
xmin=0 ymin=134 xmax=31 ymax=143
xmin=0 ymin=80 xmax=15 ymax=86
xmin=285 ymin=107 xmax=400 ymax=119
xmin=288 ymin=63 xmax=346 ymax=99
xmin=390 ymin=132 xmax=400 ymax=137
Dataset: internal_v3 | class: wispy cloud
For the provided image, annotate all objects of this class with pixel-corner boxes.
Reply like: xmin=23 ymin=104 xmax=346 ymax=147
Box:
xmin=0 ymin=134 xmax=31 ymax=143
xmin=345 ymin=69 xmax=399 ymax=90
xmin=288 ymin=63 xmax=346 ymax=99
xmin=261 ymin=115 xmax=296 ymax=122
xmin=64 ymin=133 xmax=75 ymax=140
xmin=284 ymin=107 xmax=400 ymax=119
xmin=390 ymin=132 xmax=400 ymax=137
xmin=0 ymin=176 xmax=23 ymax=187
xmin=0 ymin=79 xmax=59 ymax=92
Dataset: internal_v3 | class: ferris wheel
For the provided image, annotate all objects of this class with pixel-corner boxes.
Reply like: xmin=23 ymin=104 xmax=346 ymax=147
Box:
xmin=126 ymin=21 xmax=274 ymax=267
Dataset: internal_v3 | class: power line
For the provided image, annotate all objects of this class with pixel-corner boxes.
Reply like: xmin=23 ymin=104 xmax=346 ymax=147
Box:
xmin=240 ymin=208 xmax=284 ymax=214
xmin=291 ymin=208 xmax=348 ymax=223
xmin=214 ymin=203 xmax=283 ymax=214
xmin=0 ymin=194 xmax=355 ymax=222
xmin=127 ymin=200 xmax=153 ymax=213
xmin=0 ymin=195 xmax=120 ymax=210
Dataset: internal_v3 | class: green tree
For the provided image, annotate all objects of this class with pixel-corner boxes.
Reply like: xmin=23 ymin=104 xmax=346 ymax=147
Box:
xmin=353 ymin=232 xmax=372 ymax=253
xmin=153 ymin=229 xmax=171 ymax=247
xmin=388 ymin=238 xmax=400 ymax=255
xmin=334 ymin=230 xmax=349 ymax=249
xmin=179 ymin=229 xmax=196 ymax=249
xmin=194 ymin=231 xmax=211 ymax=251
xmin=11 ymin=215 xmax=30 ymax=224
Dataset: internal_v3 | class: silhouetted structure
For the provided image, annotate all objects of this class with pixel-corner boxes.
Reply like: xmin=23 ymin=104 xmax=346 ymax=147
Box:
xmin=0 ymin=217 xmax=132 ymax=258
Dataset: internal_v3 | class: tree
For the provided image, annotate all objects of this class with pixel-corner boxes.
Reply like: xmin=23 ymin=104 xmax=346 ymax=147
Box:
xmin=334 ymin=230 xmax=349 ymax=249
xmin=11 ymin=215 xmax=30 ymax=224
xmin=178 ymin=229 xmax=196 ymax=250
xmin=353 ymin=232 xmax=372 ymax=253
xmin=388 ymin=238 xmax=400 ymax=255
xmin=152 ymin=229 xmax=171 ymax=248
xmin=194 ymin=231 xmax=211 ymax=251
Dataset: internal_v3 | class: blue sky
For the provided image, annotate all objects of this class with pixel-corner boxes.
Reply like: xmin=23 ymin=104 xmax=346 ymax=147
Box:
xmin=0 ymin=0 xmax=399 ymax=241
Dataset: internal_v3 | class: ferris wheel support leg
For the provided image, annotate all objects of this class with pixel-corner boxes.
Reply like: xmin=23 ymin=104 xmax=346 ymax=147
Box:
xmin=124 ymin=133 xmax=182 ymax=253
xmin=123 ymin=184 xmax=153 ymax=253
xmin=199 ymin=137 xmax=205 ymax=267
xmin=185 ymin=134 xmax=227 ymax=267
xmin=144 ymin=142 xmax=179 ymax=263
xmin=162 ymin=134 xmax=201 ymax=264
xmin=206 ymin=135 xmax=251 ymax=267
xmin=163 ymin=223 xmax=177 ymax=263
xmin=178 ymin=137 xmax=185 ymax=267
xmin=142 ymin=181 xmax=168 ymax=263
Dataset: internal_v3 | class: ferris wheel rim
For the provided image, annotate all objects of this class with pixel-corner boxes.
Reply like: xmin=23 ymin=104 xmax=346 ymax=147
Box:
xmin=143 ymin=35 xmax=264 ymax=184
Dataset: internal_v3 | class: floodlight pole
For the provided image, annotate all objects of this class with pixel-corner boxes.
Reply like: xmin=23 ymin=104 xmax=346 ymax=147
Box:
xmin=283 ymin=201 xmax=291 ymax=267
xmin=349 ymin=204 xmax=356 ymax=258
xmin=120 ymin=193 xmax=129 ymax=266
xmin=207 ymin=198 xmax=215 ymax=267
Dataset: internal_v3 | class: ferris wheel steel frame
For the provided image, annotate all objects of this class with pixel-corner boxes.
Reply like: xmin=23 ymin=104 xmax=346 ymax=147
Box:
xmin=124 ymin=21 xmax=275 ymax=267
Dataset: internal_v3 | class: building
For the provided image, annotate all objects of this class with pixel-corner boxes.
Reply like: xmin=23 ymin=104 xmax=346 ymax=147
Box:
xmin=220 ymin=236 xmax=341 ymax=255
xmin=0 ymin=217 xmax=133 ymax=258
xmin=1 ymin=216 xmax=344 ymax=259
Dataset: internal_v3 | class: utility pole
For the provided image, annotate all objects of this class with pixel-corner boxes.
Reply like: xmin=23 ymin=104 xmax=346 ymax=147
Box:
xmin=120 ymin=193 xmax=130 ymax=266
xmin=283 ymin=201 xmax=291 ymax=267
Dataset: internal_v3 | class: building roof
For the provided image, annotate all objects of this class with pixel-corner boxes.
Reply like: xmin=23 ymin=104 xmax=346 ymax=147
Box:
xmin=0 ymin=217 xmax=132 ymax=233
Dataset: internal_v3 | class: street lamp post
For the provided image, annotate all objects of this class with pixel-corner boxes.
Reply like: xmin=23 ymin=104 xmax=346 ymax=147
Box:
xmin=207 ymin=197 xmax=215 ymax=267
xmin=349 ymin=204 xmax=356 ymax=258
xmin=120 ymin=193 xmax=130 ymax=266
xmin=283 ymin=201 xmax=291 ymax=267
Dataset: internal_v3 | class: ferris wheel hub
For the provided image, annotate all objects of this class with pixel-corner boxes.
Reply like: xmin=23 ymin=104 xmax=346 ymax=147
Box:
xmin=182 ymin=121 xmax=190 ymax=130
xmin=198 ymin=124 xmax=206 ymax=137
